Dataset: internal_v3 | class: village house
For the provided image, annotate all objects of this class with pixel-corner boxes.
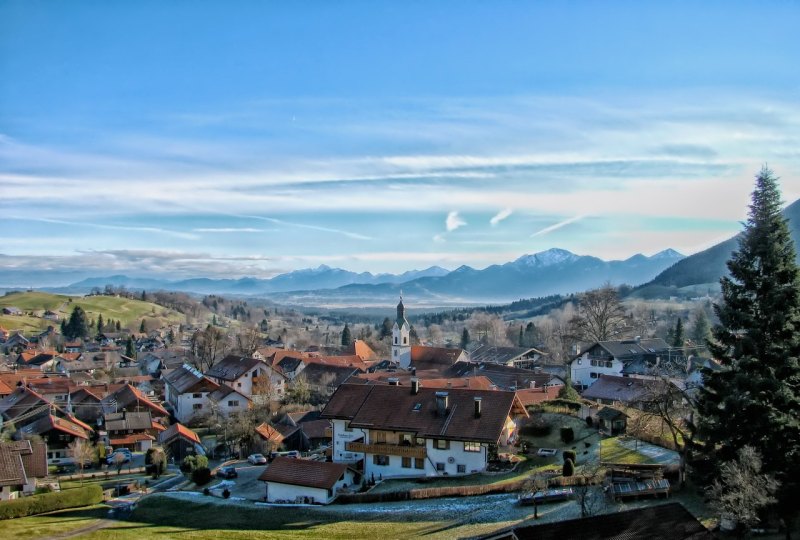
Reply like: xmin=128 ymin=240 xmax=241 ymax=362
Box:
xmin=19 ymin=414 xmax=92 ymax=465
xmin=580 ymin=374 xmax=676 ymax=411
xmin=0 ymin=440 xmax=48 ymax=500
xmin=103 ymin=410 xmax=163 ymax=451
xmin=205 ymin=355 xmax=285 ymax=400
xmin=207 ymin=384 xmax=251 ymax=418
xmin=467 ymin=344 xmax=547 ymax=369
xmin=568 ymin=338 xmax=673 ymax=389
xmin=158 ymin=422 xmax=203 ymax=461
xmin=321 ymin=381 xmax=527 ymax=480
xmin=101 ymin=383 xmax=169 ymax=418
xmin=162 ymin=364 xmax=220 ymax=424
xmin=258 ymin=456 xmax=358 ymax=504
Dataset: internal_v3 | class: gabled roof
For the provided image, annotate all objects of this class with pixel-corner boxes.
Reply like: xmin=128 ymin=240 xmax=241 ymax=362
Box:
xmin=468 ymin=344 xmax=545 ymax=364
xmin=321 ymin=383 xmax=527 ymax=443
xmin=483 ymin=502 xmax=711 ymax=540
xmin=445 ymin=362 xmax=555 ymax=390
xmin=597 ymin=406 xmax=629 ymax=421
xmin=208 ymin=384 xmax=251 ymax=404
xmin=205 ymin=355 xmax=263 ymax=381
xmin=276 ymin=356 xmax=305 ymax=373
xmin=581 ymin=375 xmax=673 ymax=404
xmin=0 ymin=440 xmax=47 ymax=487
xmin=101 ymin=384 xmax=169 ymax=416
xmin=158 ymin=422 xmax=201 ymax=446
xmin=298 ymin=363 xmax=360 ymax=389
xmin=515 ymin=386 xmax=561 ymax=407
xmin=410 ymin=346 xmax=466 ymax=371
xmin=104 ymin=411 xmax=153 ymax=432
xmin=255 ymin=422 xmax=297 ymax=443
xmin=0 ymin=386 xmax=50 ymax=422
xmin=21 ymin=414 xmax=90 ymax=439
xmin=578 ymin=338 xmax=671 ymax=362
xmin=258 ymin=457 xmax=348 ymax=490
xmin=110 ymin=433 xmax=155 ymax=445
xmin=163 ymin=364 xmax=219 ymax=394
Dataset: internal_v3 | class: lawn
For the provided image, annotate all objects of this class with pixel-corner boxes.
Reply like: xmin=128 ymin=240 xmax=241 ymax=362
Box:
xmin=0 ymin=505 xmax=108 ymax=539
xmin=599 ymin=436 xmax=680 ymax=465
xmin=0 ymin=313 xmax=49 ymax=333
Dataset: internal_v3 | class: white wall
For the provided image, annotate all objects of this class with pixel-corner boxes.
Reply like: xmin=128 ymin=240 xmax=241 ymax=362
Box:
xmin=363 ymin=438 xmax=488 ymax=479
xmin=212 ymin=392 xmax=250 ymax=418
xmin=570 ymin=353 xmax=623 ymax=388
xmin=330 ymin=419 xmax=366 ymax=463
xmin=167 ymin=386 xmax=211 ymax=425
xmin=266 ymin=482 xmax=331 ymax=504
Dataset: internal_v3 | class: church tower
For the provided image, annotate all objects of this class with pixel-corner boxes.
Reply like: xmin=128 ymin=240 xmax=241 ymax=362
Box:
xmin=392 ymin=294 xmax=411 ymax=368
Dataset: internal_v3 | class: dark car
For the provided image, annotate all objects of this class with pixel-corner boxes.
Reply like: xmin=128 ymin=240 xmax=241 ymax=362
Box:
xmin=216 ymin=466 xmax=238 ymax=479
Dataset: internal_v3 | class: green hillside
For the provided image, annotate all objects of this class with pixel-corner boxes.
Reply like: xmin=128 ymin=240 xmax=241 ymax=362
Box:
xmin=0 ymin=291 xmax=185 ymax=333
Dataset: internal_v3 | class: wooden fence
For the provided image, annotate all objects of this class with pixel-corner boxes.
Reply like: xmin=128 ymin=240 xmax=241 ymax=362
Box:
xmin=335 ymin=479 xmax=527 ymax=504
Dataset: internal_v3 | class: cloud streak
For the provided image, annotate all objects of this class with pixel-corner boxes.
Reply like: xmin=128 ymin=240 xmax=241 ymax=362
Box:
xmin=446 ymin=211 xmax=467 ymax=232
xmin=490 ymin=208 xmax=513 ymax=226
xmin=531 ymin=215 xmax=587 ymax=237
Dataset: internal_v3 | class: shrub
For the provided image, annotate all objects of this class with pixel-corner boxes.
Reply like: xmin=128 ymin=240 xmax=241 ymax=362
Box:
xmin=222 ymin=488 xmax=231 ymax=499
xmin=562 ymin=458 xmax=575 ymax=477
xmin=520 ymin=415 xmax=553 ymax=437
xmin=0 ymin=485 xmax=103 ymax=520
xmin=181 ymin=455 xmax=196 ymax=473
xmin=191 ymin=467 xmax=212 ymax=486
xmin=560 ymin=427 xmax=575 ymax=444
xmin=195 ymin=455 xmax=209 ymax=469
xmin=563 ymin=450 xmax=577 ymax=464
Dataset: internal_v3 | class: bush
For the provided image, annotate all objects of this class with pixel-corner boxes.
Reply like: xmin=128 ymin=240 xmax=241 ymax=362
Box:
xmin=222 ymin=488 xmax=230 ymax=499
xmin=557 ymin=385 xmax=581 ymax=401
xmin=560 ymin=427 xmax=575 ymax=444
xmin=520 ymin=415 xmax=553 ymax=437
xmin=195 ymin=455 xmax=209 ymax=469
xmin=562 ymin=458 xmax=575 ymax=477
xmin=181 ymin=455 xmax=196 ymax=473
xmin=563 ymin=450 xmax=577 ymax=464
xmin=0 ymin=485 xmax=103 ymax=520
xmin=191 ymin=467 xmax=212 ymax=486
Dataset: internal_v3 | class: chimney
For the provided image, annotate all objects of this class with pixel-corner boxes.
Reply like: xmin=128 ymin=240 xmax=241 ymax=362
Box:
xmin=411 ymin=367 xmax=417 ymax=376
xmin=387 ymin=377 xmax=399 ymax=386
xmin=474 ymin=397 xmax=482 ymax=418
xmin=529 ymin=381 xmax=536 ymax=389
xmin=435 ymin=391 xmax=449 ymax=416
xmin=411 ymin=377 xmax=420 ymax=394
xmin=635 ymin=336 xmax=641 ymax=344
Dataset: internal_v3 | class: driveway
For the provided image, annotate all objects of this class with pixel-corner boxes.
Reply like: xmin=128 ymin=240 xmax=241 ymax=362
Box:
xmin=208 ymin=460 xmax=267 ymax=500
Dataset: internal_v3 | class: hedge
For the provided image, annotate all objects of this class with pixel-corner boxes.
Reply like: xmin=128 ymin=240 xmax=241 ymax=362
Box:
xmin=0 ymin=485 xmax=103 ymax=520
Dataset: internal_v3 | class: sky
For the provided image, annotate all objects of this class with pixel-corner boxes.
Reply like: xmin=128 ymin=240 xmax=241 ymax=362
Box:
xmin=2 ymin=1 xmax=800 ymax=283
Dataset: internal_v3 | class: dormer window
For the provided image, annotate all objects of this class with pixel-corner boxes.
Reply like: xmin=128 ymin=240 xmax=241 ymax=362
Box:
xmin=403 ymin=337 xmax=407 ymax=345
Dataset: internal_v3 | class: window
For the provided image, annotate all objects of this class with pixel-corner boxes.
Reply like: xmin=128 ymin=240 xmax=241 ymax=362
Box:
xmin=237 ymin=382 xmax=242 ymax=388
xmin=577 ymin=359 xmax=582 ymax=365
xmin=414 ymin=458 xmax=425 ymax=469
xmin=394 ymin=337 xmax=398 ymax=345
xmin=457 ymin=464 xmax=466 ymax=473
xmin=434 ymin=439 xmax=450 ymax=450
xmin=415 ymin=437 xmax=425 ymax=446
xmin=373 ymin=455 xmax=389 ymax=466
xmin=399 ymin=433 xmax=413 ymax=445
xmin=401 ymin=457 xmax=412 ymax=468
xmin=192 ymin=393 xmax=202 ymax=398
xmin=403 ymin=337 xmax=407 ymax=344
xmin=464 ymin=441 xmax=481 ymax=453
xmin=436 ymin=462 xmax=445 ymax=471
xmin=228 ymin=400 xmax=239 ymax=407
xmin=374 ymin=431 xmax=387 ymax=443
xmin=193 ymin=403 xmax=203 ymax=410
xmin=590 ymin=372 xmax=599 ymax=379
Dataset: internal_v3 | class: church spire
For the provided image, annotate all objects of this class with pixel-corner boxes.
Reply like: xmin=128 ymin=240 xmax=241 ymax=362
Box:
xmin=396 ymin=293 xmax=407 ymax=327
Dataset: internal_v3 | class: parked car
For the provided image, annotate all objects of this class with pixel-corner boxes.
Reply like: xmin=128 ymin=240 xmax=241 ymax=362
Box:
xmin=269 ymin=450 xmax=300 ymax=462
xmin=247 ymin=453 xmax=267 ymax=465
xmin=216 ymin=465 xmax=238 ymax=479
xmin=106 ymin=449 xmax=132 ymax=465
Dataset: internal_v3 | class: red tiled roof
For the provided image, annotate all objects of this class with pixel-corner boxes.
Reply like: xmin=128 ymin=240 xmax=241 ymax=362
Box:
xmin=258 ymin=457 xmax=347 ymax=490
xmin=515 ymin=386 xmax=562 ymax=407
xmin=158 ymin=422 xmax=201 ymax=445
xmin=255 ymin=422 xmax=287 ymax=443
xmin=110 ymin=433 xmax=155 ymax=445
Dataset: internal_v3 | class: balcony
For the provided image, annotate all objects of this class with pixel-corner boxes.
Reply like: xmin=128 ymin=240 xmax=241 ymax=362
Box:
xmin=345 ymin=441 xmax=427 ymax=459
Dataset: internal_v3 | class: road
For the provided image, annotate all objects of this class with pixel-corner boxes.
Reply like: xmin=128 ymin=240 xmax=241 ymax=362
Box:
xmin=209 ymin=460 xmax=267 ymax=500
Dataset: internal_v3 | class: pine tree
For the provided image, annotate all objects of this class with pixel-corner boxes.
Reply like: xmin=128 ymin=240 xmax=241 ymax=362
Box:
xmin=695 ymin=167 xmax=800 ymax=529
xmin=115 ymin=320 xmax=121 ymax=331
xmin=460 ymin=327 xmax=470 ymax=349
xmin=341 ymin=323 xmax=352 ymax=347
xmin=672 ymin=318 xmax=683 ymax=348
xmin=65 ymin=306 xmax=90 ymax=340
xmin=139 ymin=319 xmax=146 ymax=333
xmin=125 ymin=336 xmax=135 ymax=358
xmin=691 ymin=308 xmax=711 ymax=346
xmin=97 ymin=314 xmax=104 ymax=334
xmin=518 ymin=325 xmax=524 ymax=347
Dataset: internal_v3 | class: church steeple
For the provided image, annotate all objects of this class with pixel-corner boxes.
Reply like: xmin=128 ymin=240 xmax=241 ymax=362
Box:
xmin=392 ymin=293 xmax=411 ymax=368
xmin=396 ymin=292 xmax=408 ymax=328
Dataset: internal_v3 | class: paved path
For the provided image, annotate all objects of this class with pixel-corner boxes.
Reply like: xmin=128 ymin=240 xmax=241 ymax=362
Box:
xmin=39 ymin=518 xmax=113 ymax=540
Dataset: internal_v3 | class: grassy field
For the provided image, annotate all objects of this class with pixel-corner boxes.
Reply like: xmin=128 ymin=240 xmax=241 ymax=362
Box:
xmin=599 ymin=437 xmax=657 ymax=464
xmin=0 ymin=505 xmax=109 ymax=539
xmin=0 ymin=291 xmax=185 ymax=332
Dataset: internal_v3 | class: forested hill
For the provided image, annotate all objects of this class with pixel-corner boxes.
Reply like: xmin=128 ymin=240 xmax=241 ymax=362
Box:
xmin=638 ymin=197 xmax=800 ymax=292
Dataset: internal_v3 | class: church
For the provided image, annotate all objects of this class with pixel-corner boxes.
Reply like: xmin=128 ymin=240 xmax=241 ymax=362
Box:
xmin=391 ymin=295 xmax=412 ymax=367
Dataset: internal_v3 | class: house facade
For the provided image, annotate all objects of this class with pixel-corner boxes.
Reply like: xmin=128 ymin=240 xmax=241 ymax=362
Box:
xmin=259 ymin=457 xmax=357 ymax=504
xmin=205 ymin=355 xmax=285 ymax=400
xmin=163 ymin=364 xmax=220 ymax=424
xmin=321 ymin=382 xmax=527 ymax=480
xmin=569 ymin=338 xmax=671 ymax=389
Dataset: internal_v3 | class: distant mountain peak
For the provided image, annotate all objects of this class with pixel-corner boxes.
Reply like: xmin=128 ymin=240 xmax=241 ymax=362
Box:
xmin=515 ymin=248 xmax=579 ymax=267
xmin=650 ymin=248 xmax=684 ymax=259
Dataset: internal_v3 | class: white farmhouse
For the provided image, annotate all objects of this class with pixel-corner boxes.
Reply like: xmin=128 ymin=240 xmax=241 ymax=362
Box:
xmin=163 ymin=364 xmax=220 ymax=424
xmin=321 ymin=381 xmax=527 ymax=480
xmin=258 ymin=457 xmax=358 ymax=504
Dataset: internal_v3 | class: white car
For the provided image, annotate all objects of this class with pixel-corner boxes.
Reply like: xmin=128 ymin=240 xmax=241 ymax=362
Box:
xmin=537 ymin=448 xmax=558 ymax=457
xmin=247 ymin=453 xmax=267 ymax=465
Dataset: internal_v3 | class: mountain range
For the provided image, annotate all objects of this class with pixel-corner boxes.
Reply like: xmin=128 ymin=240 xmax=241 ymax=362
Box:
xmin=28 ymin=248 xmax=685 ymax=305
xmin=635 ymin=197 xmax=800 ymax=297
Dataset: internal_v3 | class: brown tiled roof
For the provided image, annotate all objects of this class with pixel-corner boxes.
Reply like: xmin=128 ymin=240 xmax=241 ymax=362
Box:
xmin=410 ymin=346 xmax=466 ymax=372
xmin=321 ymin=384 xmax=527 ymax=443
xmin=305 ymin=355 xmax=371 ymax=369
xmin=105 ymin=411 xmax=153 ymax=432
xmin=255 ymin=422 xmax=293 ymax=443
xmin=515 ymin=386 xmax=562 ymax=407
xmin=0 ymin=386 xmax=50 ymax=422
xmin=208 ymin=384 xmax=250 ymax=404
xmin=101 ymin=384 xmax=169 ymax=416
xmin=20 ymin=441 xmax=48 ymax=479
xmin=299 ymin=419 xmax=330 ymax=440
xmin=0 ymin=378 xmax=12 ymax=396
xmin=158 ymin=422 xmax=201 ymax=445
xmin=258 ymin=457 xmax=347 ymax=490
xmin=351 ymin=340 xmax=376 ymax=361
xmin=0 ymin=441 xmax=30 ymax=487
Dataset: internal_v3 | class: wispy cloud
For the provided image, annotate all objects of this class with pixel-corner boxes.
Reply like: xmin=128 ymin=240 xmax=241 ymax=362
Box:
xmin=192 ymin=227 xmax=269 ymax=233
xmin=8 ymin=216 xmax=199 ymax=240
xmin=490 ymin=208 xmax=513 ymax=226
xmin=531 ymin=215 xmax=587 ymax=237
xmin=446 ymin=211 xmax=467 ymax=232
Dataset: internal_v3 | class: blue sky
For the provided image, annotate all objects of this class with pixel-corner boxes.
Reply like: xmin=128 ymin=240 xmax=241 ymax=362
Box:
xmin=2 ymin=1 xmax=800 ymax=282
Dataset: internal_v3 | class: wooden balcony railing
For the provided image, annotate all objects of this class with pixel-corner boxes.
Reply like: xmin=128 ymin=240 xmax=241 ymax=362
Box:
xmin=345 ymin=441 xmax=427 ymax=459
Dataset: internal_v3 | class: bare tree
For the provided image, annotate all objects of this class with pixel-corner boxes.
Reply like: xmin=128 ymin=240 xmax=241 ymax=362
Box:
xmin=573 ymin=461 xmax=605 ymax=518
xmin=68 ymin=439 xmax=96 ymax=485
xmin=191 ymin=325 xmax=230 ymax=372
xmin=235 ymin=325 xmax=262 ymax=357
xmin=709 ymin=446 xmax=779 ymax=534
xmin=113 ymin=452 xmax=127 ymax=476
xmin=569 ymin=284 xmax=629 ymax=343
xmin=467 ymin=312 xmax=512 ymax=346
